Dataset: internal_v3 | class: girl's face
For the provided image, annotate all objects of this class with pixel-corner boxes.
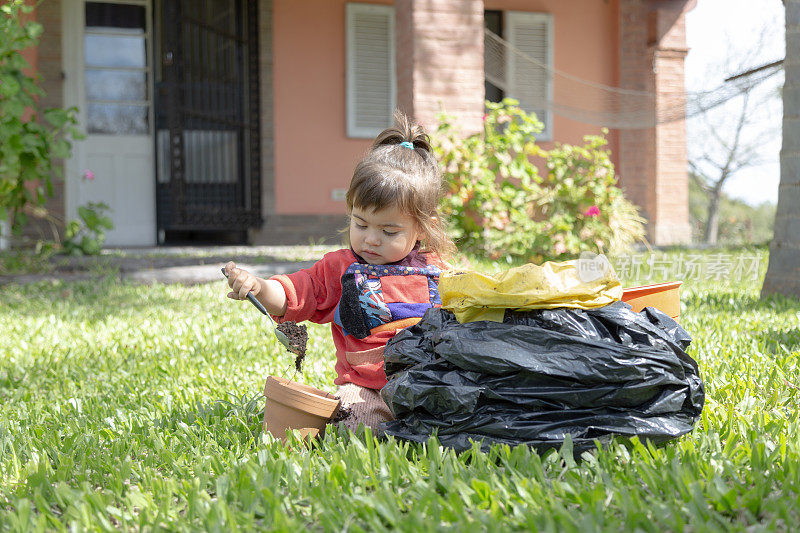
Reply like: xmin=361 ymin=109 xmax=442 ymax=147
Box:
xmin=349 ymin=205 xmax=422 ymax=265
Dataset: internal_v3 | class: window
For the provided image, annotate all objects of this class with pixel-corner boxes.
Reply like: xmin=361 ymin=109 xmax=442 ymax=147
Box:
xmin=484 ymin=10 xmax=504 ymax=104
xmin=485 ymin=11 xmax=553 ymax=140
xmin=346 ymin=3 xmax=395 ymax=138
xmin=84 ymin=1 xmax=150 ymax=135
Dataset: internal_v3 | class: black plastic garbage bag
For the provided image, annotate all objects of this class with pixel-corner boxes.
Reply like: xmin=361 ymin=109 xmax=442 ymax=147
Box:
xmin=380 ymin=301 xmax=704 ymax=453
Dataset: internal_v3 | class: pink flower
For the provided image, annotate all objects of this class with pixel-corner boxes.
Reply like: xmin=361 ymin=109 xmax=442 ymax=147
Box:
xmin=584 ymin=205 xmax=600 ymax=217
xmin=83 ymin=169 xmax=95 ymax=181
xmin=482 ymin=114 xmax=488 ymax=122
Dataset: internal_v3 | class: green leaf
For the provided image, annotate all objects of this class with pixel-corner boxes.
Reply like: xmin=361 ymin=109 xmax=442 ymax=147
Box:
xmin=1 ymin=96 xmax=26 ymax=118
xmin=0 ymin=74 xmax=21 ymax=96
xmin=50 ymin=139 xmax=71 ymax=159
xmin=64 ymin=220 xmax=80 ymax=239
xmin=44 ymin=108 xmax=69 ymax=129
xmin=80 ymin=236 xmax=101 ymax=255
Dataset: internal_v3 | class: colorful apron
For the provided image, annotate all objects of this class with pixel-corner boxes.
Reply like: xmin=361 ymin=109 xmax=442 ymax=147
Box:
xmin=334 ymin=262 xmax=442 ymax=339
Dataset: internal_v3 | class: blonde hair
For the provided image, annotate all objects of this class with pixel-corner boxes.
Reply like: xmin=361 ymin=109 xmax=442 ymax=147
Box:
xmin=345 ymin=111 xmax=456 ymax=260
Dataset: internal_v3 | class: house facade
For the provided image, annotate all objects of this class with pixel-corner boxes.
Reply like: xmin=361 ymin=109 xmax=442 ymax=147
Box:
xmin=27 ymin=0 xmax=693 ymax=247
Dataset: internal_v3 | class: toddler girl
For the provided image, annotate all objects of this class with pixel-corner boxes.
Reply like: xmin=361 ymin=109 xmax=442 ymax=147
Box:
xmin=224 ymin=111 xmax=455 ymax=432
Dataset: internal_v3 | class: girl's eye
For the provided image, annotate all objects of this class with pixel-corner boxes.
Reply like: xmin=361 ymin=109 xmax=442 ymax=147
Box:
xmin=355 ymin=223 xmax=367 ymax=230
xmin=383 ymin=230 xmax=398 ymax=237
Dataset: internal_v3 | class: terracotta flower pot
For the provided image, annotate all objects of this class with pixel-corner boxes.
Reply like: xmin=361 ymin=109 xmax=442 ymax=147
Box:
xmin=621 ymin=281 xmax=682 ymax=321
xmin=262 ymin=375 xmax=341 ymax=441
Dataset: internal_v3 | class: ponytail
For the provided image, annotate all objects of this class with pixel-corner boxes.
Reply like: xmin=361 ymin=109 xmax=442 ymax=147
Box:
xmin=372 ymin=110 xmax=434 ymax=154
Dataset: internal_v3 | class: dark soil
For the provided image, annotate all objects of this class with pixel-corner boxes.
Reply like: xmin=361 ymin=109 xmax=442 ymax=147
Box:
xmin=275 ymin=321 xmax=308 ymax=372
xmin=330 ymin=405 xmax=353 ymax=423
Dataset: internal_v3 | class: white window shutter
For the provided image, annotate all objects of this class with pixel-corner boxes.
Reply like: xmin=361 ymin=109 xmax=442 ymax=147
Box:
xmin=346 ymin=3 xmax=395 ymax=138
xmin=505 ymin=11 xmax=553 ymax=140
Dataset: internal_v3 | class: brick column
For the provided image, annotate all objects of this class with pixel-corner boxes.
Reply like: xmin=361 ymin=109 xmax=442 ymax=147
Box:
xmin=619 ymin=0 xmax=692 ymax=245
xmin=395 ymin=0 xmax=485 ymax=135
xmin=21 ymin=0 xmax=66 ymax=244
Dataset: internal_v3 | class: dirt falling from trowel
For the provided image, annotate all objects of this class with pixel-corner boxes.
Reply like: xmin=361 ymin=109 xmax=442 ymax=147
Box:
xmin=275 ymin=321 xmax=308 ymax=372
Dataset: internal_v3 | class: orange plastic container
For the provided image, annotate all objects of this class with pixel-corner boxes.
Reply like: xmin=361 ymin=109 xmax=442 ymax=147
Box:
xmin=621 ymin=281 xmax=682 ymax=321
xmin=262 ymin=376 xmax=341 ymax=441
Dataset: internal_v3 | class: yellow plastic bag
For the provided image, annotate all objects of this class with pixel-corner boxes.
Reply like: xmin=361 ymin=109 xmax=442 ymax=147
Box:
xmin=439 ymin=259 xmax=622 ymax=323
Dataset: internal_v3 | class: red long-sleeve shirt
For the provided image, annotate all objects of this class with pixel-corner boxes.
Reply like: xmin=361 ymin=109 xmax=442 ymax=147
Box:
xmin=270 ymin=249 xmax=444 ymax=389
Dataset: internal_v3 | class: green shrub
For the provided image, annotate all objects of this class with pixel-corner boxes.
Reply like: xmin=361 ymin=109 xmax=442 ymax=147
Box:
xmin=543 ymin=133 xmax=647 ymax=258
xmin=0 ymin=1 xmax=81 ymax=239
xmin=62 ymin=202 xmax=114 ymax=255
xmin=434 ymin=99 xmax=645 ymax=262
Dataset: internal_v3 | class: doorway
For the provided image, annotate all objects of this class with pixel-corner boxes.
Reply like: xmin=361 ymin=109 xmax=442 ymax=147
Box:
xmin=64 ymin=0 xmax=157 ymax=246
xmin=63 ymin=0 xmax=262 ymax=246
xmin=154 ymin=0 xmax=262 ymax=244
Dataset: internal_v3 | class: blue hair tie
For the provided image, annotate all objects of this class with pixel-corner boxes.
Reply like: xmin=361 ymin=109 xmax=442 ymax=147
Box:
xmin=399 ymin=141 xmax=414 ymax=150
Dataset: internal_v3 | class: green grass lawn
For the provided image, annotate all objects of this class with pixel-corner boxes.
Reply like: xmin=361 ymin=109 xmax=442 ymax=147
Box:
xmin=1 ymin=248 xmax=798 ymax=531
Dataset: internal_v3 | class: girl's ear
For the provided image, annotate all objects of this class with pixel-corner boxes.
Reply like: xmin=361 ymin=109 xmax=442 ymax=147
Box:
xmin=415 ymin=224 xmax=426 ymax=245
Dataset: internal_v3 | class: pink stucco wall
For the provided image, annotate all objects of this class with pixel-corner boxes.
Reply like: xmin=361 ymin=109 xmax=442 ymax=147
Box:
xmin=273 ymin=0 xmax=621 ymax=215
xmin=273 ymin=0 xmax=392 ymax=215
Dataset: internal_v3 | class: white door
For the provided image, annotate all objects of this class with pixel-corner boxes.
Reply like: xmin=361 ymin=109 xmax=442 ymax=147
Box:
xmin=64 ymin=0 xmax=156 ymax=246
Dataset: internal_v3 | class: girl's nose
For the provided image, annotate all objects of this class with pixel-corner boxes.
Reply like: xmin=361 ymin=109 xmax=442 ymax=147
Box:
xmin=365 ymin=231 xmax=381 ymax=246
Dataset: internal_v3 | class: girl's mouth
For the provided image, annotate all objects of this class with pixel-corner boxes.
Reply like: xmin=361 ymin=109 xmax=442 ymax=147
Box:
xmin=361 ymin=250 xmax=381 ymax=258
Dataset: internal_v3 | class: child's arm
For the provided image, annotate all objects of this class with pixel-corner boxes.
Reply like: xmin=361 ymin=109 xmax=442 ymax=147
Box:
xmin=224 ymin=261 xmax=288 ymax=317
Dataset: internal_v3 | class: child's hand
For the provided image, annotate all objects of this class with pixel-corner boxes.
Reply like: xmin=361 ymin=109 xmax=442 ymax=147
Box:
xmin=224 ymin=261 xmax=263 ymax=301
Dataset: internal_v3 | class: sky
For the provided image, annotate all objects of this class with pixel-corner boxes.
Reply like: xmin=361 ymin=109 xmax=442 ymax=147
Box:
xmin=684 ymin=0 xmax=785 ymax=206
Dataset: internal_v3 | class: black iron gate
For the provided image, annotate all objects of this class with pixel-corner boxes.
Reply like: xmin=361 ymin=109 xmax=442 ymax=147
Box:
xmin=155 ymin=0 xmax=261 ymax=234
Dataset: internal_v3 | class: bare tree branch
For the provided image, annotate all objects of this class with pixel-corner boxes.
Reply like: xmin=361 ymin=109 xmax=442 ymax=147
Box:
xmin=689 ymin=56 xmax=779 ymax=244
